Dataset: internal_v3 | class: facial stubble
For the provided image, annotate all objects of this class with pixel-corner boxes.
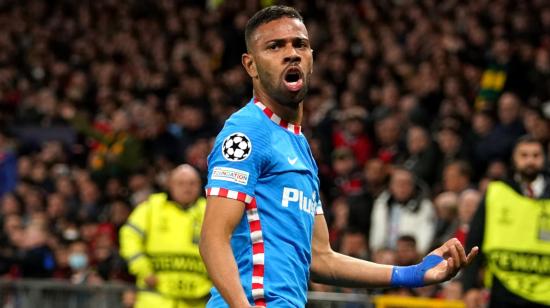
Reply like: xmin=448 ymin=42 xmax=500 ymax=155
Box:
xmin=256 ymin=62 xmax=309 ymax=108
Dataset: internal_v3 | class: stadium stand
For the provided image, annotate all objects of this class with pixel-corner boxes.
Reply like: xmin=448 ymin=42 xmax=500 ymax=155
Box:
xmin=1 ymin=0 xmax=549 ymax=306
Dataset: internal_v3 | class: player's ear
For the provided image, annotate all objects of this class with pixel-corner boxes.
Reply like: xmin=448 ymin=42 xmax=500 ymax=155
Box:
xmin=242 ymin=53 xmax=258 ymax=79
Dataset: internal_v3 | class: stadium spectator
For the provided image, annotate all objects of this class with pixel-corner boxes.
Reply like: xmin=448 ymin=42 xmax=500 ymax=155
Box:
xmin=402 ymin=125 xmax=438 ymax=185
xmin=471 ymin=110 xmax=497 ymax=172
xmin=395 ymin=235 xmax=420 ymax=266
xmin=454 ymin=189 xmax=481 ymax=246
xmin=522 ymin=106 xmax=550 ymax=148
xmin=16 ymin=224 xmax=56 ymax=278
xmin=52 ymin=242 xmax=71 ymax=280
xmin=332 ymin=106 xmax=373 ymax=167
xmin=0 ymin=131 xmax=17 ymax=197
xmin=76 ymin=180 xmax=102 ymax=223
xmin=127 ymin=171 xmax=154 ymax=207
xmin=328 ymin=197 xmax=350 ymax=248
xmin=61 ymin=106 xmax=145 ymax=186
xmin=362 ymin=158 xmax=389 ymax=199
xmin=106 ymin=199 xmax=132 ymax=234
xmin=440 ymin=280 xmax=463 ymax=301
xmin=463 ymin=136 xmax=550 ymax=307
xmin=346 ymin=159 xmax=389 ymax=239
xmin=531 ymin=48 xmax=550 ymax=102
xmin=436 ymin=125 xmax=469 ymax=179
xmin=496 ymin=93 xmax=526 ymax=142
xmin=442 ymin=161 xmax=473 ymax=194
xmin=339 ymin=229 xmax=369 ymax=260
xmin=374 ymin=113 xmax=402 ymax=164
xmin=46 ymin=192 xmax=70 ymax=236
xmin=0 ymin=214 xmax=22 ymax=275
xmin=68 ymin=239 xmax=101 ymax=285
xmin=330 ymin=147 xmax=363 ymax=197
xmin=474 ymin=93 xmax=526 ymax=168
xmin=370 ymin=168 xmax=435 ymax=254
xmin=371 ymin=248 xmax=397 ymax=266
xmin=93 ymin=227 xmax=129 ymax=282
xmin=0 ymin=0 xmax=547 ymax=304
xmin=1 ymin=193 xmax=22 ymax=217
xmin=431 ymin=192 xmax=459 ymax=249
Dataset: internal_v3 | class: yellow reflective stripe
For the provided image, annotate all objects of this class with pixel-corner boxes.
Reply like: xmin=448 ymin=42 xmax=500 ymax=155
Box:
xmin=127 ymin=252 xmax=146 ymax=264
xmin=124 ymin=222 xmax=146 ymax=238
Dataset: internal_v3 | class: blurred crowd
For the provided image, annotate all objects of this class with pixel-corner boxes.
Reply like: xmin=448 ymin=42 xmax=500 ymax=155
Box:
xmin=1 ymin=0 xmax=550 ymax=302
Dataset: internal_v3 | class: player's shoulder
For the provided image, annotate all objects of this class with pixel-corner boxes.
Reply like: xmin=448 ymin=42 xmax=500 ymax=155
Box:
xmin=226 ymin=102 xmax=266 ymax=127
xmin=218 ymin=102 xmax=271 ymax=140
xmin=211 ymin=102 xmax=272 ymax=162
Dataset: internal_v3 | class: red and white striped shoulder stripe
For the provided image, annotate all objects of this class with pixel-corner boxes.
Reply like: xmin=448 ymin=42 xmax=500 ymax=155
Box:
xmin=206 ymin=187 xmax=267 ymax=307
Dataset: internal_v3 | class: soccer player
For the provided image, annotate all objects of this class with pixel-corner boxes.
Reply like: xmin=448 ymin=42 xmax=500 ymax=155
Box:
xmin=199 ymin=6 xmax=478 ymax=308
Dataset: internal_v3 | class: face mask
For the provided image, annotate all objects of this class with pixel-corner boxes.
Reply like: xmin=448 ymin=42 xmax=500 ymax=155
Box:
xmin=68 ymin=253 xmax=88 ymax=270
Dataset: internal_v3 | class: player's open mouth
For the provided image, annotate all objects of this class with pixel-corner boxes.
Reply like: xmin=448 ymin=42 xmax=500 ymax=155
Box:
xmin=283 ymin=67 xmax=303 ymax=92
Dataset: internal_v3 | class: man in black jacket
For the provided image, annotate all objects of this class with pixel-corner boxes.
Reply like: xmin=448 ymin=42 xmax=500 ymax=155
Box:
xmin=463 ymin=135 xmax=550 ymax=308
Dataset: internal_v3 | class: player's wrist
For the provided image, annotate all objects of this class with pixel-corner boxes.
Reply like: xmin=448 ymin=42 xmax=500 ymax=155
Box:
xmin=390 ymin=254 xmax=443 ymax=288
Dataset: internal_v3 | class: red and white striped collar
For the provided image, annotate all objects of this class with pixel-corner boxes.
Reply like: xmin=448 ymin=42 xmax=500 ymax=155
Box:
xmin=253 ymin=98 xmax=302 ymax=135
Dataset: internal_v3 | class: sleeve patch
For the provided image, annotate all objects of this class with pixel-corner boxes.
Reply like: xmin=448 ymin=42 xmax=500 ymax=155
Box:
xmin=222 ymin=133 xmax=252 ymax=161
xmin=211 ymin=167 xmax=250 ymax=185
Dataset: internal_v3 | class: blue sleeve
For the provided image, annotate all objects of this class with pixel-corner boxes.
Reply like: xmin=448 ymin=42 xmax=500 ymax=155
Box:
xmin=205 ymin=118 xmax=269 ymax=198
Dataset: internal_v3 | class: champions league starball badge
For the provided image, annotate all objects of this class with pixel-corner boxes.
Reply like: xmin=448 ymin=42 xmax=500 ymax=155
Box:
xmin=222 ymin=133 xmax=252 ymax=161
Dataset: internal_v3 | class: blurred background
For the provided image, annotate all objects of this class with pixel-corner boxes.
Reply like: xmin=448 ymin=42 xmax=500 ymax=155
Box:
xmin=0 ymin=0 xmax=549 ymax=307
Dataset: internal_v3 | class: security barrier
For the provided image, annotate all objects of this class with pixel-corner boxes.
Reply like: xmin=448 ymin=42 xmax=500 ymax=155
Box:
xmin=307 ymin=291 xmax=373 ymax=307
xmin=0 ymin=279 xmax=131 ymax=308
xmin=0 ymin=280 xmax=465 ymax=308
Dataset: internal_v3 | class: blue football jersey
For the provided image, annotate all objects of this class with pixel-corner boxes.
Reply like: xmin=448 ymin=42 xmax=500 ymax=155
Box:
xmin=205 ymin=98 xmax=323 ymax=307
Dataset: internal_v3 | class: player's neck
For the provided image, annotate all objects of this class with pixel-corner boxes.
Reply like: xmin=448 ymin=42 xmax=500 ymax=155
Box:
xmin=254 ymin=92 xmax=303 ymax=125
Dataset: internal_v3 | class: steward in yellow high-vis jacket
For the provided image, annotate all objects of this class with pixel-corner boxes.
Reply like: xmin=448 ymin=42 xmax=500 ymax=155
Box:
xmin=120 ymin=164 xmax=211 ymax=308
xmin=463 ymin=136 xmax=550 ymax=308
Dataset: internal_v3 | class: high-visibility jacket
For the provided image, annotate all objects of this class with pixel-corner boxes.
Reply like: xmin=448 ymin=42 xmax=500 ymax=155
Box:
xmin=483 ymin=181 xmax=550 ymax=306
xmin=120 ymin=193 xmax=211 ymax=301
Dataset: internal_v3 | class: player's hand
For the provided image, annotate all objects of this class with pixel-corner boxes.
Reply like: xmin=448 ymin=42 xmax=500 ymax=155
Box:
xmin=423 ymin=238 xmax=478 ymax=284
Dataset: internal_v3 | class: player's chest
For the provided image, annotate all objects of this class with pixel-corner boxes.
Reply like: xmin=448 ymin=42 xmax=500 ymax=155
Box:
xmin=259 ymin=138 xmax=320 ymax=219
xmin=267 ymin=135 xmax=315 ymax=174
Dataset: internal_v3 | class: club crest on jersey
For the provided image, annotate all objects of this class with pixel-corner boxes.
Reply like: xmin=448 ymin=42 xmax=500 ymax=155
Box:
xmin=222 ymin=133 xmax=252 ymax=161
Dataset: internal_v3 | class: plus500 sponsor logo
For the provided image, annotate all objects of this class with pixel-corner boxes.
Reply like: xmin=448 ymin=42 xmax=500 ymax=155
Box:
xmin=282 ymin=187 xmax=320 ymax=217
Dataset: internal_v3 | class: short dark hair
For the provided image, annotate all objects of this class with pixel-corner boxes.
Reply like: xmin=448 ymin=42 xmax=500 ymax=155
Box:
xmin=397 ymin=235 xmax=417 ymax=246
xmin=245 ymin=5 xmax=304 ymax=51
xmin=445 ymin=160 xmax=473 ymax=179
xmin=514 ymin=134 xmax=543 ymax=151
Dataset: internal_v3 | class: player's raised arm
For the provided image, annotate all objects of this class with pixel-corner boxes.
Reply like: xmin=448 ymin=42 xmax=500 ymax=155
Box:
xmin=310 ymin=214 xmax=479 ymax=288
xmin=199 ymin=196 xmax=251 ymax=307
